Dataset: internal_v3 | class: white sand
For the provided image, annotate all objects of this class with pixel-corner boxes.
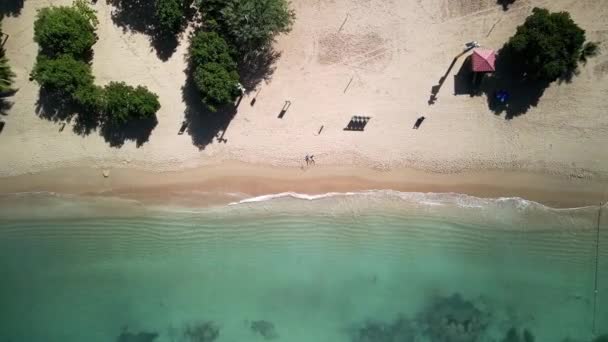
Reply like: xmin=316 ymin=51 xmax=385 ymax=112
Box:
xmin=1 ymin=0 xmax=607 ymax=180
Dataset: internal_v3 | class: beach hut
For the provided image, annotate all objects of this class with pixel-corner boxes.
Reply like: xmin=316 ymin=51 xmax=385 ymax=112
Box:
xmin=471 ymin=48 xmax=496 ymax=73
xmin=470 ymin=48 xmax=496 ymax=85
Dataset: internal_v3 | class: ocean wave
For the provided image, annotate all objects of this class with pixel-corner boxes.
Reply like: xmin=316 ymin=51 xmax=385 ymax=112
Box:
xmin=3 ymin=190 xmax=62 ymax=197
xmin=229 ymin=189 xmax=595 ymax=211
xmin=229 ymin=191 xmax=361 ymax=205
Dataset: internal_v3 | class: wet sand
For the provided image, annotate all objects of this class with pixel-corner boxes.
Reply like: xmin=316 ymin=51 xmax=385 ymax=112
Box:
xmin=0 ymin=162 xmax=606 ymax=209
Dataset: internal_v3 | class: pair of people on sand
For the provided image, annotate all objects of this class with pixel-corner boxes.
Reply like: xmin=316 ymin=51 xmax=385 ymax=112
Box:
xmin=305 ymin=154 xmax=315 ymax=165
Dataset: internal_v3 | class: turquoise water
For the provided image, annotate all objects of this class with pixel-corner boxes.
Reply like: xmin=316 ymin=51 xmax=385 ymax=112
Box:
xmin=0 ymin=191 xmax=606 ymax=342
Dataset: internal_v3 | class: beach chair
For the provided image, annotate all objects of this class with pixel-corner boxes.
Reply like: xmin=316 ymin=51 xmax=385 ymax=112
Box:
xmin=344 ymin=116 xmax=371 ymax=131
xmin=278 ymin=100 xmax=291 ymax=119
xmin=178 ymin=121 xmax=188 ymax=135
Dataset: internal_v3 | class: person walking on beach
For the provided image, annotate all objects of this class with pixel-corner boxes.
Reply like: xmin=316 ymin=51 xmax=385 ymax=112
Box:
xmin=309 ymin=155 xmax=315 ymax=165
xmin=305 ymin=155 xmax=310 ymax=165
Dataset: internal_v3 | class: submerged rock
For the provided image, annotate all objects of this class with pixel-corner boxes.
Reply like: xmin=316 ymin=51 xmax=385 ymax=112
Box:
xmin=356 ymin=321 xmax=390 ymax=342
xmin=352 ymin=316 xmax=415 ymax=342
xmin=117 ymin=330 xmax=158 ymax=342
xmin=251 ymin=320 xmax=278 ymax=340
xmin=501 ymin=327 xmax=534 ymax=342
xmin=593 ymin=335 xmax=608 ymax=342
xmin=418 ymin=293 xmax=489 ymax=342
xmin=523 ymin=329 xmax=534 ymax=342
xmin=185 ymin=321 xmax=220 ymax=342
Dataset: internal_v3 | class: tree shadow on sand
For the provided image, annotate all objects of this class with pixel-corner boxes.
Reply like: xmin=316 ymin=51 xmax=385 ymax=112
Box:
xmin=179 ymin=31 xmax=281 ymax=149
xmin=238 ymin=47 xmax=282 ymax=92
xmin=455 ymin=47 xmax=551 ymax=120
xmin=182 ymin=73 xmax=237 ymax=149
xmin=497 ymin=0 xmax=517 ymax=11
xmin=0 ymin=98 xmax=12 ymax=116
xmin=35 ymin=88 xmax=157 ymax=146
xmin=105 ymin=0 xmax=194 ymax=61
xmin=0 ymin=0 xmax=25 ymax=18
xmin=100 ymin=116 xmax=158 ymax=148
xmin=0 ymin=89 xmax=17 ymax=116
xmin=35 ymin=88 xmax=102 ymax=136
xmin=180 ymin=46 xmax=280 ymax=149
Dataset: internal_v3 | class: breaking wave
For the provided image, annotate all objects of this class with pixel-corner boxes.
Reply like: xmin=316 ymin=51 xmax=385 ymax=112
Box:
xmin=229 ymin=189 xmax=592 ymax=211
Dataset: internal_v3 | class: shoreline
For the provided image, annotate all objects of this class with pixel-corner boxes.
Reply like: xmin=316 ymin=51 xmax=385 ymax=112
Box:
xmin=0 ymin=161 xmax=606 ymax=209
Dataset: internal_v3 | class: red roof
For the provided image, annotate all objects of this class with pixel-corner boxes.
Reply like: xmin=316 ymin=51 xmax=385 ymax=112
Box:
xmin=471 ymin=48 xmax=496 ymax=72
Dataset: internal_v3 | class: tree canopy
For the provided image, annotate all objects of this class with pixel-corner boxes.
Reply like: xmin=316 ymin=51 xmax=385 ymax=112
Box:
xmin=189 ymin=31 xmax=240 ymax=111
xmin=31 ymin=55 xmax=95 ymax=98
xmin=33 ymin=4 xmax=98 ymax=57
xmin=184 ymin=0 xmax=294 ymax=113
xmin=189 ymin=31 xmax=236 ymax=69
xmin=197 ymin=0 xmax=295 ymax=59
xmin=155 ymin=0 xmax=187 ymax=34
xmin=103 ymin=82 xmax=161 ymax=123
xmin=74 ymin=84 xmax=105 ymax=113
xmin=505 ymin=7 xmax=586 ymax=81
xmin=193 ymin=62 xmax=240 ymax=112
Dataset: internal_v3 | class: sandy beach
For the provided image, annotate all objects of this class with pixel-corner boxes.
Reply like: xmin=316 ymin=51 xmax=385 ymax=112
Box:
xmin=1 ymin=0 xmax=607 ymax=206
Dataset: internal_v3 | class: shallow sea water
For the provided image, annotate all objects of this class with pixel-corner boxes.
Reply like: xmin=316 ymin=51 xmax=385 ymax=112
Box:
xmin=0 ymin=191 xmax=606 ymax=342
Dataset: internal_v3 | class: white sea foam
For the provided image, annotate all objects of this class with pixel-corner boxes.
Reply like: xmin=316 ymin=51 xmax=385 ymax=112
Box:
xmin=228 ymin=189 xmax=595 ymax=211
xmin=228 ymin=191 xmax=361 ymax=205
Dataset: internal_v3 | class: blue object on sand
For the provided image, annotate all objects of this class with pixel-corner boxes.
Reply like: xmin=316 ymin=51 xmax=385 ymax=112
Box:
xmin=495 ymin=90 xmax=509 ymax=103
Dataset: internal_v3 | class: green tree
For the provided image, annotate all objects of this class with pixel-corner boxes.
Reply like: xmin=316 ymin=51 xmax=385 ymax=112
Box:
xmin=505 ymin=7 xmax=586 ymax=81
xmin=197 ymin=0 xmax=295 ymax=58
xmin=74 ymin=83 xmax=104 ymax=112
xmin=73 ymin=0 xmax=99 ymax=27
xmin=189 ymin=31 xmax=236 ymax=68
xmin=155 ymin=0 xmax=186 ymax=34
xmin=33 ymin=4 xmax=97 ymax=57
xmin=31 ymin=55 xmax=95 ymax=98
xmin=103 ymin=82 xmax=160 ymax=123
xmin=193 ymin=62 xmax=240 ymax=112
xmin=188 ymin=31 xmax=240 ymax=111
